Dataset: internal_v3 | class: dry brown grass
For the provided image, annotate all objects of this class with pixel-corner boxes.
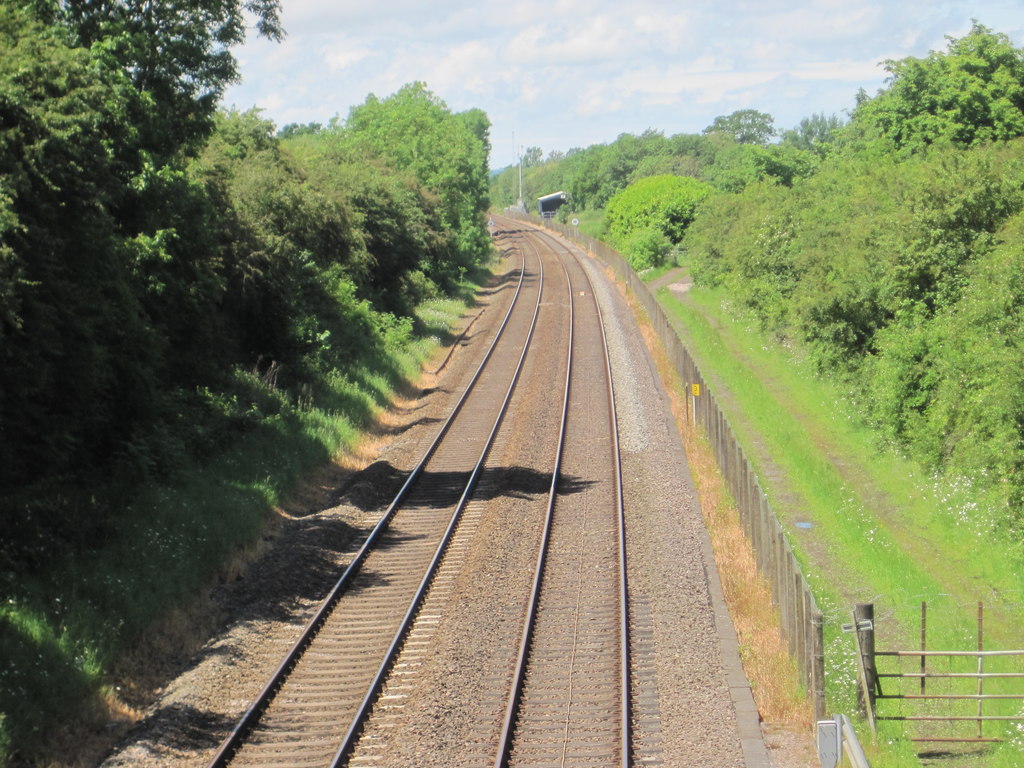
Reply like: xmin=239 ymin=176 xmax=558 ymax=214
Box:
xmin=620 ymin=277 xmax=812 ymax=731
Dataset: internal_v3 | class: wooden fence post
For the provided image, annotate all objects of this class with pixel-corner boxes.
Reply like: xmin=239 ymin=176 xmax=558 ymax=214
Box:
xmin=853 ymin=603 xmax=877 ymax=733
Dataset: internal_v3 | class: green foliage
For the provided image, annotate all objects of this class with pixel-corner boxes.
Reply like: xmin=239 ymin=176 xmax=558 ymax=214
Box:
xmin=489 ymin=125 xmax=813 ymax=215
xmin=342 ymin=83 xmax=491 ymax=277
xmin=622 ymin=227 xmax=671 ymax=271
xmin=0 ymin=6 xmax=161 ymax=500
xmin=702 ymin=139 xmax=817 ymax=192
xmin=853 ymin=22 xmax=1024 ymax=152
xmin=703 ymin=109 xmax=777 ymax=145
xmin=781 ymin=112 xmax=846 ymax=155
xmin=606 ymin=174 xmax=710 ymax=249
xmin=686 ymin=137 xmax=1024 ymax=524
xmin=30 ymin=0 xmax=283 ymax=158
xmin=664 ymin=282 xmax=1024 ymax=758
xmin=0 ymin=7 xmax=492 ymax=760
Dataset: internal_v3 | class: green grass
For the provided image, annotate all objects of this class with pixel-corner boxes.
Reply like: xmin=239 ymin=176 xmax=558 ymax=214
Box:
xmin=0 ymin=287 xmax=480 ymax=766
xmin=659 ymin=284 xmax=1024 ymax=766
xmin=561 ymin=207 xmax=606 ymax=240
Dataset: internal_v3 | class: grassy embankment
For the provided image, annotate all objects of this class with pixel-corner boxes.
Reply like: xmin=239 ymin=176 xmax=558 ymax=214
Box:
xmin=654 ymin=274 xmax=1024 ymax=767
xmin=0 ymin=283 xmax=484 ymax=767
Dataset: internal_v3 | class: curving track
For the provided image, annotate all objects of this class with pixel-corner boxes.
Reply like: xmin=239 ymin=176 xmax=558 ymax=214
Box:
xmin=495 ymin=225 xmax=630 ymax=768
xmin=208 ymin=218 xmax=633 ymax=768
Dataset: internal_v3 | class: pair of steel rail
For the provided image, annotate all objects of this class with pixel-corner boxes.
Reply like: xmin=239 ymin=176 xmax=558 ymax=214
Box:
xmin=208 ymin=221 xmax=630 ymax=767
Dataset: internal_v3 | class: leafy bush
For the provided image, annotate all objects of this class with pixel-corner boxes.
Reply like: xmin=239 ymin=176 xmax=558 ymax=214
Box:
xmin=606 ymin=175 xmax=711 ymax=263
xmin=624 ymin=227 xmax=671 ymax=271
xmin=686 ymin=138 xmax=1024 ymax=524
xmin=0 ymin=5 xmax=493 ymax=760
xmin=853 ymin=23 xmax=1024 ymax=151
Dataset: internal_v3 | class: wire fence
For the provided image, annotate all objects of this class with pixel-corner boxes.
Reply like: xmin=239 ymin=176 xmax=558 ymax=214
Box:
xmin=510 ymin=212 xmax=826 ymax=720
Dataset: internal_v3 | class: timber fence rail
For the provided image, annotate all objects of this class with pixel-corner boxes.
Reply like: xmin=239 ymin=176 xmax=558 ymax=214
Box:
xmin=509 ymin=212 xmax=826 ymax=721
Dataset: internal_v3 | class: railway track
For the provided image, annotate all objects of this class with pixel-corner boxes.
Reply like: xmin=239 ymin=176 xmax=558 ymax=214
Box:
xmin=495 ymin=225 xmax=629 ymax=768
xmin=208 ymin=218 xmax=633 ymax=767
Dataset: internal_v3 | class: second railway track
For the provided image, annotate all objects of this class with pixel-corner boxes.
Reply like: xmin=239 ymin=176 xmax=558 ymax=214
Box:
xmin=208 ymin=218 xmax=634 ymax=767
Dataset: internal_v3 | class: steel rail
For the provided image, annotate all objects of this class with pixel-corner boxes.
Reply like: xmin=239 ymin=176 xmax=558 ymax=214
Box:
xmin=207 ymin=246 xmax=532 ymax=768
xmin=329 ymin=227 xmax=547 ymax=766
xmin=573 ymin=233 xmax=632 ymax=768
xmin=494 ymin=225 xmax=631 ymax=768
xmin=556 ymin=226 xmax=631 ymax=767
xmin=494 ymin=238 xmax=574 ymax=768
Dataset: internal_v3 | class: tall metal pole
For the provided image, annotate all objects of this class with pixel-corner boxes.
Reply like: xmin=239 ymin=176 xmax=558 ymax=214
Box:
xmin=518 ymin=144 xmax=524 ymax=210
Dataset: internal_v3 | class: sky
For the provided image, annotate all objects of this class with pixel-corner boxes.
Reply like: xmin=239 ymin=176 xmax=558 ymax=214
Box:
xmin=222 ymin=0 xmax=1024 ymax=169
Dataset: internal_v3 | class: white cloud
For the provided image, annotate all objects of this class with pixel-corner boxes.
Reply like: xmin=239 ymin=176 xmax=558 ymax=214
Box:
xmin=220 ymin=0 xmax=1024 ymax=161
xmin=323 ymin=45 xmax=374 ymax=72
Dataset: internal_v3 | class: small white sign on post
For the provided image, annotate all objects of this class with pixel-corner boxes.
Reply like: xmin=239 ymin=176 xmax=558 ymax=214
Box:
xmin=816 ymin=718 xmax=841 ymax=768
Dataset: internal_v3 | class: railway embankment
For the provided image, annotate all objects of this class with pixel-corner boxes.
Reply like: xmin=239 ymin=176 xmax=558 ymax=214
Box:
xmin=529 ymin=213 xmax=1024 ymax=768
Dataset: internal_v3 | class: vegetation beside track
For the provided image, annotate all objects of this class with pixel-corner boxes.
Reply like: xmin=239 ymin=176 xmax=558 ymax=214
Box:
xmin=495 ymin=25 xmax=1024 ymax=764
xmin=0 ymin=4 xmax=494 ymax=764
xmin=0 ymin=289 xmax=487 ymax=767
xmin=654 ymin=278 xmax=1024 ymax=767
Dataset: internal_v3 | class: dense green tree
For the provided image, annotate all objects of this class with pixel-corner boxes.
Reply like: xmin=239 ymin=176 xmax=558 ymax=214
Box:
xmin=781 ymin=112 xmax=846 ymax=155
xmin=522 ymin=145 xmax=543 ymax=167
xmin=853 ymin=22 xmax=1024 ymax=151
xmin=685 ymin=136 xmax=1024 ymax=517
xmin=342 ymin=83 xmax=491 ymax=280
xmin=703 ymin=109 xmax=777 ymax=145
xmin=29 ymin=0 xmax=283 ymax=158
xmin=606 ymin=174 xmax=711 ymax=269
xmin=0 ymin=6 xmax=159 ymax=498
xmin=702 ymin=139 xmax=817 ymax=192
xmin=278 ymin=121 xmax=322 ymax=139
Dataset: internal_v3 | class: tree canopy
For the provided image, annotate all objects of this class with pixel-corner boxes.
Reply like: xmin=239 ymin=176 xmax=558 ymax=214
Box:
xmin=341 ymin=83 xmax=491 ymax=275
xmin=703 ymin=109 xmax=777 ymax=145
xmin=28 ymin=0 xmax=283 ymax=158
xmin=605 ymin=174 xmax=711 ymax=269
xmin=853 ymin=22 xmax=1024 ymax=151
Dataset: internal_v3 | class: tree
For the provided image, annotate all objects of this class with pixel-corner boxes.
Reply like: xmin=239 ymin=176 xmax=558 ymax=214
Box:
xmin=278 ymin=122 xmax=322 ymax=139
xmin=702 ymin=142 xmax=816 ymax=193
xmin=0 ymin=5 xmax=161 ymax=495
xmin=605 ymin=174 xmax=712 ymax=269
xmin=29 ymin=0 xmax=283 ymax=158
xmin=703 ymin=109 xmax=776 ymax=145
xmin=853 ymin=22 xmax=1024 ymax=151
xmin=522 ymin=146 xmax=543 ymax=167
xmin=340 ymin=83 xmax=492 ymax=282
xmin=781 ymin=112 xmax=846 ymax=154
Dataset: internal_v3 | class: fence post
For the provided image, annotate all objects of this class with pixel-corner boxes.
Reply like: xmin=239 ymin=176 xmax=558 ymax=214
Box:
xmin=811 ymin=609 xmax=826 ymax=721
xmin=853 ymin=603 xmax=877 ymax=733
xmin=796 ymin=572 xmax=808 ymax=688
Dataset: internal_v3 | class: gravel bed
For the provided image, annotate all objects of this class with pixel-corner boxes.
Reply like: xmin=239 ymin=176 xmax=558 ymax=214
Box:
xmin=96 ymin=250 xmax=523 ymax=768
xmin=94 ymin=228 xmax=791 ymax=767
xmin=573 ymin=243 xmax=757 ymax=766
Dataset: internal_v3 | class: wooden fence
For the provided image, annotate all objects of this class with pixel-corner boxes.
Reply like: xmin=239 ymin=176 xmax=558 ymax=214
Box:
xmin=511 ymin=212 xmax=826 ymax=720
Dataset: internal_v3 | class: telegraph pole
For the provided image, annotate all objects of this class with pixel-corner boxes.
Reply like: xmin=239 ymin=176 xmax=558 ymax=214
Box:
xmin=513 ymin=132 xmax=524 ymax=211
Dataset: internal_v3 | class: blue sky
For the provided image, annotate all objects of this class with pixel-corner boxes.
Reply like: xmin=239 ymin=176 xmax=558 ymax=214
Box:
xmin=222 ymin=0 xmax=1024 ymax=168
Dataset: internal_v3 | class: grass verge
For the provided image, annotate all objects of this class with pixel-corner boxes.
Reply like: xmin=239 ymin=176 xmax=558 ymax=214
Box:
xmin=658 ymin=282 xmax=1024 ymax=766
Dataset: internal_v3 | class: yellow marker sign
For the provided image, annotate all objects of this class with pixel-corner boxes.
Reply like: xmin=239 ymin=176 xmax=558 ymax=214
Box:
xmin=692 ymin=383 xmax=700 ymax=397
